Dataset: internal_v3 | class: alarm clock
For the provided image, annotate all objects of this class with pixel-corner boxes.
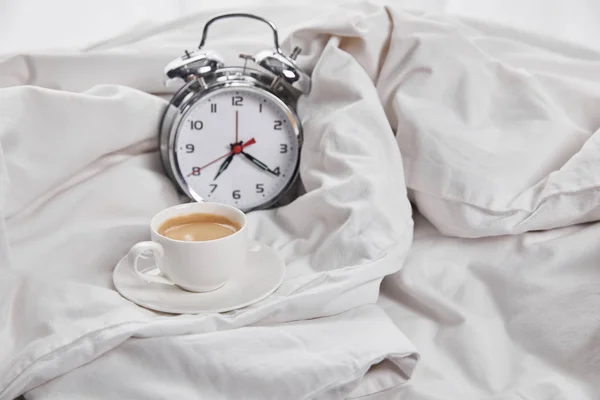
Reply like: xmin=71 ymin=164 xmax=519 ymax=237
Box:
xmin=159 ymin=13 xmax=311 ymax=212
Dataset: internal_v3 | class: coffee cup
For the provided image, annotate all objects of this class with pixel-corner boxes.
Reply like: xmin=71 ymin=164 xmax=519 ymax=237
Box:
xmin=127 ymin=202 xmax=247 ymax=292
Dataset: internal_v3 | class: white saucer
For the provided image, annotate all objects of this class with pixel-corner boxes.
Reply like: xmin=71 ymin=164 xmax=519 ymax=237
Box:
xmin=112 ymin=241 xmax=285 ymax=314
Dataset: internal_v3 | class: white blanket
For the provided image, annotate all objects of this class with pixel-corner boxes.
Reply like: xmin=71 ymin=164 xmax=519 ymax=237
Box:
xmin=2 ymin=2 xmax=600 ymax=399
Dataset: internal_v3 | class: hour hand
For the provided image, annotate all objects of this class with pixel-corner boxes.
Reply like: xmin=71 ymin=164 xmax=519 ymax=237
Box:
xmin=214 ymin=153 xmax=234 ymax=180
xmin=240 ymin=151 xmax=279 ymax=176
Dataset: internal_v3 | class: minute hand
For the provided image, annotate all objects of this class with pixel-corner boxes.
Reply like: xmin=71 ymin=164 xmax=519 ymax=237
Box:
xmin=240 ymin=151 xmax=280 ymax=176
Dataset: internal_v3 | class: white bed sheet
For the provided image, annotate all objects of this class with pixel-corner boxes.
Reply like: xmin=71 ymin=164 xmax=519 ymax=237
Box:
xmin=376 ymin=213 xmax=600 ymax=399
xmin=2 ymin=1 xmax=600 ymax=400
xmin=1 ymin=0 xmax=600 ymax=54
xmin=1 ymin=4 xmax=421 ymax=399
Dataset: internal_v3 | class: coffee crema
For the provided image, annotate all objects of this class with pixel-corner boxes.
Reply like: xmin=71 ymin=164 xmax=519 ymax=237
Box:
xmin=158 ymin=213 xmax=241 ymax=242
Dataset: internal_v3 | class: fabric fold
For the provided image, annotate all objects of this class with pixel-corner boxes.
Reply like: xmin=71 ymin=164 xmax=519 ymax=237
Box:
xmin=4 ymin=1 xmax=600 ymax=398
xmin=0 ymin=4 xmax=419 ymax=398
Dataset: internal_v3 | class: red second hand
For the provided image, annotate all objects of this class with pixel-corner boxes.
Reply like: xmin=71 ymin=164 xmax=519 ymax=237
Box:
xmin=186 ymin=138 xmax=256 ymax=177
xmin=235 ymin=110 xmax=239 ymax=143
xmin=242 ymin=137 xmax=255 ymax=147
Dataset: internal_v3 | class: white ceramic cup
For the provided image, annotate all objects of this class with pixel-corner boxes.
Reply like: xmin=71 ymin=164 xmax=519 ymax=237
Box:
xmin=127 ymin=202 xmax=248 ymax=292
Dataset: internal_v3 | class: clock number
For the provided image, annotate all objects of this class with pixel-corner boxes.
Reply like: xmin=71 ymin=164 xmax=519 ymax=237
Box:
xmin=273 ymin=167 xmax=281 ymax=176
xmin=259 ymin=103 xmax=263 ymax=113
xmin=185 ymin=144 xmax=195 ymax=153
xmin=211 ymin=103 xmax=217 ymax=113
xmin=232 ymin=190 xmax=241 ymax=200
xmin=232 ymin=96 xmax=243 ymax=106
xmin=190 ymin=120 xmax=203 ymax=130
xmin=280 ymin=144 xmax=288 ymax=153
xmin=274 ymin=120 xmax=283 ymax=130
xmin=256 ymin=183 xmax=264 ymax=193
xmin=209 ymin=184 xmax=217 ymax=193
xmin=191 ymin=167 xmax=201 ymax=176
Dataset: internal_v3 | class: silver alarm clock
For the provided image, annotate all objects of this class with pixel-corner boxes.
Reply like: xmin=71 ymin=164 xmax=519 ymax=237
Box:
xmin=159 ymin=13 xmax=311 ymax=212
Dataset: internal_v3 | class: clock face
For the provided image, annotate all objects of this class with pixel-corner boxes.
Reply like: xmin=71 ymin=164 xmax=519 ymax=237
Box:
xmin=173 ymin=86 xmax=300 ymax=211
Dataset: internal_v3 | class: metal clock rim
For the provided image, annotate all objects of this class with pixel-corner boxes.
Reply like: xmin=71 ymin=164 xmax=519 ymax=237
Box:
xmin=160 ymin=74 xmax=303 ymax=213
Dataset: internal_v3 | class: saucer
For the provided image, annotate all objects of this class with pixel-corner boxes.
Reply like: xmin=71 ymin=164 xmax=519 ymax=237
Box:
xmin=112 ymin=241 xmax=285 ymax=314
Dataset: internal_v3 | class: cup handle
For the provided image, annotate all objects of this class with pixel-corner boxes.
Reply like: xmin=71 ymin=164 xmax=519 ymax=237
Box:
xmin=127 ymin=241 xmax=172 ymax=285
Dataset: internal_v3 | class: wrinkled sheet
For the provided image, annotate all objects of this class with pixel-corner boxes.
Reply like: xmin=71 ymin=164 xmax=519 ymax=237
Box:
xmin=3 ymin=0 xmax=600 ymax=54
xmin=0 ymin=3 xmax=420 ymax=400
xmin=2 ymin=1 xmax=600 ymax=399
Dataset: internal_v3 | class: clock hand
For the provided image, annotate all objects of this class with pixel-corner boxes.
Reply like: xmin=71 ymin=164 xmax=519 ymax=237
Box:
xmin=240 ymin=137 xmax=255 ymax=148
xmin=186 ymin=152 xmax=231 ymax=177
xmin=229 ymin=137 xmax=257 ymax=155
xmin=240 ymin=150 xmax=280 ymax=176
xmin=213 ymin=153 xmax=234 ymax=181
xmin=185 ymin=138 xmax=256 ymax=178
xmin=235 ymin=110 xmax=239 ymax=143
xmin=212 ymin=138 xmax=258 ymax=180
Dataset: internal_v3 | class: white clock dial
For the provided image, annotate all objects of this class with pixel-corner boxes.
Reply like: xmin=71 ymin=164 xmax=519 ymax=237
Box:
xmin=174 ymin=86 xmax=300 ymax=211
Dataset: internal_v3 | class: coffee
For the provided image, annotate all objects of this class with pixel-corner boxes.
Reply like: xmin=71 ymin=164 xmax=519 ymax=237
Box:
xmin=158 ymin=213 xmax=241 ymax=242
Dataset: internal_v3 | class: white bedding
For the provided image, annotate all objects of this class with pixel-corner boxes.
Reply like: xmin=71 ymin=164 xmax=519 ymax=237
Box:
xmin=2 ymin=1 xmax=600 ymax=399
xmin=2 ymin=0 xmax=600 ymax=54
